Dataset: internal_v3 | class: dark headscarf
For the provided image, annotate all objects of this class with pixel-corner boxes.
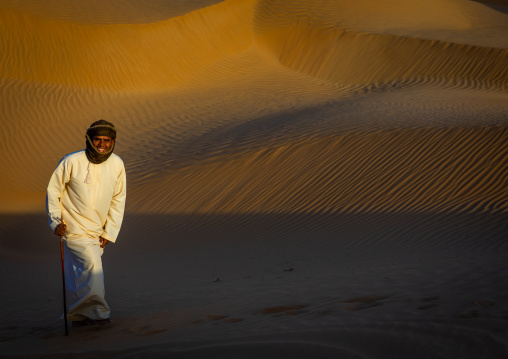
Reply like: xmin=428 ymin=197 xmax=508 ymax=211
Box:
xmin=85 ymin=120 xmax=117 ymax=164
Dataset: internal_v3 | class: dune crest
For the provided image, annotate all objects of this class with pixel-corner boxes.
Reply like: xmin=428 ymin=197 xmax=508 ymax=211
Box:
xmin=254 ymin=0 xmax=508 ymax=89
xmin=0 ymin=0 xmax=225 ymax=24
xmin=0 ymin=0 xmax=255 ymax=90
xmin=2 ymin=0 xmax=507 ymax=92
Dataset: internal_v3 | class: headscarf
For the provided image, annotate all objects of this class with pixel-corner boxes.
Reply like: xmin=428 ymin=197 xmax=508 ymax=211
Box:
xmin=85 ymin=120 xmax=117 ymax=164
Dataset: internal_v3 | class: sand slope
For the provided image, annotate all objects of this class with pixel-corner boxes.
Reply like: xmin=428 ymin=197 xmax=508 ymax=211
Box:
xmin=1 ymin=0 xmax=508 ymax=357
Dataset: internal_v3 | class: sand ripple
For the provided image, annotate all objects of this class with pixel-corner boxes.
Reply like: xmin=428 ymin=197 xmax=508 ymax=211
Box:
xmin=128 ymin=126 xmax=508 ymax=216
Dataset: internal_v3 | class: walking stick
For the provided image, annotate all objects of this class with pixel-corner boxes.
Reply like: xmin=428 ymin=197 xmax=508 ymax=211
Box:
xmin=60 ymin=237 xmax=69 ymax=336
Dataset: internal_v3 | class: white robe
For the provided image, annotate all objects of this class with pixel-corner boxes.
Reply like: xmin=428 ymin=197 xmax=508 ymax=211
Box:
xmin=46 ymin=150 xmax=126 ymax=320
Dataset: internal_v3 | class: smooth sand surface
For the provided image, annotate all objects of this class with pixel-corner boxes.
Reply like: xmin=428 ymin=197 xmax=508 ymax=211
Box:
xmin=1 ymin=0 xmax=508 ymax=358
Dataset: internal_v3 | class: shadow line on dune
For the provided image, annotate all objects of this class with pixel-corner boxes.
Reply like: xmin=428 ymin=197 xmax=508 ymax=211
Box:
xmin=1 ymin=210 xmax=506 ymax=258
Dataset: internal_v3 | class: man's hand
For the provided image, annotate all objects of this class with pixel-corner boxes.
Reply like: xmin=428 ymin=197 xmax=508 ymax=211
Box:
xmin=99 ymin=237 xmax=109 ymax=248
xmin=54 ymin=223 xmax=67 ymax=237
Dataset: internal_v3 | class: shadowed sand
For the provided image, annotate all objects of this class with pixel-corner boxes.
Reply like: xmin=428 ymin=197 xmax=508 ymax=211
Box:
xmin=1 ymin=0 xmax=508 ymax=358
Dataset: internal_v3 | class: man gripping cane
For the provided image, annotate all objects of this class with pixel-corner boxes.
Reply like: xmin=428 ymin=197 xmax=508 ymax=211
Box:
xmin=47 ymin=120 xmax=127 ymax=328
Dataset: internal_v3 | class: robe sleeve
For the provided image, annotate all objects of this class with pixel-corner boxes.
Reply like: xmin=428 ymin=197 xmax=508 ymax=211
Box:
xmin=46 ymin=156 xmax=71 ymax=233
xmin=100 ymin=163 xmax=126 ymax=243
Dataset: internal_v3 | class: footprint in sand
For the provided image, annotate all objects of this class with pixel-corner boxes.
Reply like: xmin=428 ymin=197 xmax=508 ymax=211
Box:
xmin=0 ymin=336 xmax=12 ymax=342
xmin=458 ymin=309 xmax=478 ymax=318
xmin=140 ymin=328 xmax=168 ymax=336
xmin=2 ymin=326 xmax=19 ymax=330
xmin=205 ymin=314 xmax=229 ymax=320
xmin=0 ymin=326 xmax=18 ymax=340
xmin=417 ymin=296 xmax=440 ymax=310
xmin=316 ymin=310 xmax=334 ymax=316
xmin=474 ymin=300 xmax=495 ymax=307
xmin=341 ymin=296 xmax=387 ymax=311
xmin=457 ymin=300 xmax=495 ymax=318
xmin=260 ymin=304 xmax=309 ymax=316
xmin=122 ymin=325 xmax=168 ymax=336
xmin=192 ymin=315 xmax=244 ymax=325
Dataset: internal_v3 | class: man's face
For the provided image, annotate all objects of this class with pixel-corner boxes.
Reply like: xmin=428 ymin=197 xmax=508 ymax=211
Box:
xmin=92 ymin=136 xmax=114 ymax=154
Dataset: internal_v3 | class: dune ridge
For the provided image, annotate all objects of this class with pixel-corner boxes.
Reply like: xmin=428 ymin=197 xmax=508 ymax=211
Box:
xmin=0 ymin=0 xmax=255 ymax=90
xmin=254 ymin=0 xmax=508 ymax=90
xmin=2 ymin=0 xmax=507 ymax=92
xmin=257 ymin=23 xmax=508 ymax=90
xmin=0 ymin=0 xmax=225 ymax=24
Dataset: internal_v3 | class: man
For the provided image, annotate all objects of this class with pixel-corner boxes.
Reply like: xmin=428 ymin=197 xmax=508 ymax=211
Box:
xmin=46 ymin=120 xmax=126 ymax=326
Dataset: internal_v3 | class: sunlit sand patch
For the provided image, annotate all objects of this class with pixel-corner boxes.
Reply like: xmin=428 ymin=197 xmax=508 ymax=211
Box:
xmin=254 ymin=0 xmax=508 ymax=88
xmin=0 ymin=0 xmax=224 ymax=24
xmin=0 ymin=0 xmax=257 ymax=90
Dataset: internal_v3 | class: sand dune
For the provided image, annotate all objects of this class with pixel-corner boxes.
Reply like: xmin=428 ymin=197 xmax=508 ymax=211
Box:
xmin=0 ymin=0 xmax=224 ymax=23
xmin=254 ymin=0 xmax=508 ymax=89
xmin=1 ymin=0 xmax=508 ymax=357
xmin=2 ymin=0 xmax=507 ymax=91
xmin=132 ymin=125 xmax=508 ymax=215
xmin=0 ymin=0 xmax=255 ymax=89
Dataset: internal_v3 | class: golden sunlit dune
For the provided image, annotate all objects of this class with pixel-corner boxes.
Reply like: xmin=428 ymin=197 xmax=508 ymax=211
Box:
xmin=129 ymin=125 xmax=508 ymax=215
xmin=0 ymin=0 xmax=224 ymax=23
xmin=254 ymin=0 xmax=508 ymax=89
xmin=0 ymin=0 xmax=255 ymax=89
xmin=1 ymin=0 xmax=508 ymax=357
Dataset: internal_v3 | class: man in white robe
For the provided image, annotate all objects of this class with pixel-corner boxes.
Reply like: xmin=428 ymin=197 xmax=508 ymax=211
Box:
xmin=46 ymin=120 xmax=126 ymax=326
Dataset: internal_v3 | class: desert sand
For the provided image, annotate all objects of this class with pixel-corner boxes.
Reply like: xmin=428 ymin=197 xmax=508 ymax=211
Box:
xmin=1 ymin=0 xmax=508 ymax=357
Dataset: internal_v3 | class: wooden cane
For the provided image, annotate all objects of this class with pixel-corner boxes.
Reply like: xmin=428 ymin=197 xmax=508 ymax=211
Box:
xmin=60 ymin=237 xmax=69 ymax=336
